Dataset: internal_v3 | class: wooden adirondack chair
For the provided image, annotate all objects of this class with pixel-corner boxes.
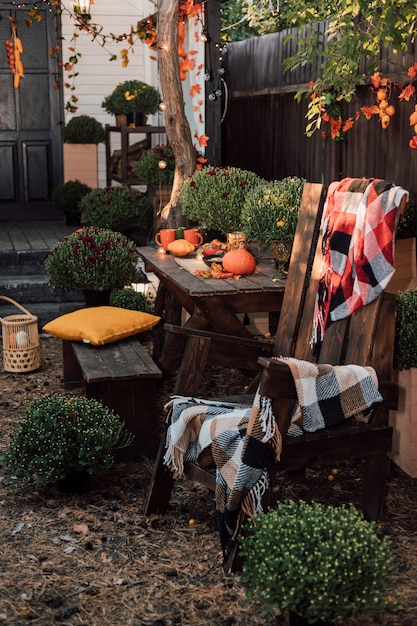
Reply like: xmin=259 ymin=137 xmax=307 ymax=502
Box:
xmin=144 ymin=180 xmax=405 ymax=572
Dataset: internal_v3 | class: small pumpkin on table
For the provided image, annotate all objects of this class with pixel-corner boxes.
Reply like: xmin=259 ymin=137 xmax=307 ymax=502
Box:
xmin=194 ymin=246 xmax=257 ymax=279
xmin=167 ymin=238 xmax=195 ymax=257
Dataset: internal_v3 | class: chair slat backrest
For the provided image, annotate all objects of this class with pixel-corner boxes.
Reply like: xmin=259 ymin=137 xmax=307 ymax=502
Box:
xmin=273 ymin=182 xmax=327 ymax=358
xmin=273 ymin=180 xmax=402 ymax=376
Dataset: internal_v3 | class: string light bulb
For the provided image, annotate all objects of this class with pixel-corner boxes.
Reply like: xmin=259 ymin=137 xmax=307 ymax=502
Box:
xmin=74 ymin=0 xmax=91 ymax=20
xmin=158 ymin=160 xmax=167 ymax=170
xmin=200 ymin=32 xmax=207 ymax=43
xmin=159 ymin=102 xmax=167 ymax=111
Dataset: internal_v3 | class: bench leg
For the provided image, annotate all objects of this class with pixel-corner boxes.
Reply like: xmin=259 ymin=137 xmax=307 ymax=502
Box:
xmin=62 ymin=340 xmax=83 ymax=389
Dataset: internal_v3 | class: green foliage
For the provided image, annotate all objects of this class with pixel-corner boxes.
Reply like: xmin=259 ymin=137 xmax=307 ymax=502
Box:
xmin=220 ymin=0 xmax=262 ymax=42
xmin=110 ymin=287 xmax=154 ymax=314
xmin=394 ymin=289 xmax=417 ymax=370
xmin=240 ymin=501 xmax=396 ymax=623
xmin=44 ymin=226 xmax=140 ymax=292
xmin=134 ymin=145 xmax=175 ymax=185
xmin=397 ymin=200 xmax=417 ymax=240
xmin=101 ymin=80 xmax=160 ymax=115
xmin=51 ymin=180 xmax=92 ymax=216
xmin=179 ymin=166 xmax=263 ymax=235
xmin=279 ymin=0 xmax=417 ymax=101
xmin=80 ymin=186 xmax=151 ymax=232
xmin=2 ymin=394 xmax=130 ymax=482
xmin=243 ymin=0 xmax=282 ymax=36
xmin=61 ymin=115 xmax=105 ymax=144
xmin=241 ymin=176 xmax=306 ymax=246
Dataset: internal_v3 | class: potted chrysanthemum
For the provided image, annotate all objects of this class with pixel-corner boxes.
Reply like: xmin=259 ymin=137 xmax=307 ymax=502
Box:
xmin=2 ymin=394 xmax=132 ymax=492
xmin=102 ymin=80 xmax=160 ymax=126
xmin=179 ymin=166 xmax=263 ymax=238
xmin=80 ymin=185 xmax=151 ymax=233
xmin=240 ymin=176 xmax=306 ymax=273
xmin=44 ymin=227 xmax=141 ymax=306
xmin=51 ymin=179 xmax=92 ymax=226
xmin=239 ymin=500 xmax=396 ymax=625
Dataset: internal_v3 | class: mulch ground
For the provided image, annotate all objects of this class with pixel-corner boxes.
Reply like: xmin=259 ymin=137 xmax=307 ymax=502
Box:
xmin=0 ymin=335 xmax=417 ymax=626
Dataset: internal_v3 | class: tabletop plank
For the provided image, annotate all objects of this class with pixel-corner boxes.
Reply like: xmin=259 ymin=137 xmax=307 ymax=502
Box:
xmin=137 ymin=246 xmax=286 ymax=296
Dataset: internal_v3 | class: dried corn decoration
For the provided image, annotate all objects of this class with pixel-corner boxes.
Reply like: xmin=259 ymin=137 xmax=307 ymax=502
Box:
xmin=5 ymin=17 xmax=24 ymax=89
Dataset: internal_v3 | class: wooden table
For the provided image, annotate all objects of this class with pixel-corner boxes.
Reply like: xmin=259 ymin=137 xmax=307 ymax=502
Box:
xmin=137 ymin=246 xmax=285 ymax=340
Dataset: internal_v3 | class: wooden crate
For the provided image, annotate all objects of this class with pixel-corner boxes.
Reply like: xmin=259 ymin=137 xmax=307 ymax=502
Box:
xmin=390 ymin=368 xmax=417 ymax=478
xmin=387 ymin=237 xmax=417 ymax=294
xmin=388 ymin=237 xmax=417 ymax=477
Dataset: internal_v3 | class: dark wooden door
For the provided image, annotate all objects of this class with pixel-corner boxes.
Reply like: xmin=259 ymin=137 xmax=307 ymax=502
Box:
xmin=0 ymin=5 xmax=63 ymax=219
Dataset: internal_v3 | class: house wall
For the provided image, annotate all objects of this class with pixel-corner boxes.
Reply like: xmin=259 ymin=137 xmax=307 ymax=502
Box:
xmin=61 ymin=2 xmax=205 ymax=189
xmin=61 ymin=0 xmax=160 ymax=188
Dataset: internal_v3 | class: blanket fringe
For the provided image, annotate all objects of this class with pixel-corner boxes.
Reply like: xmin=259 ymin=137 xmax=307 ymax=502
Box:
xmin=239 ymin=470 xmax=271 ymax=523
xmin=259 ymin=395 xmax=282 ymax=460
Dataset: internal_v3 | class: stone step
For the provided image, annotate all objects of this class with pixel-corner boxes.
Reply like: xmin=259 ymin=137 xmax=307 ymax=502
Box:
xmin=0 ymin=250 xmax=50 ymax=275
xmin=0 ymin=275 xmax=83 ymax=304
xmin=0 ymin=301 xmax=84 ymax=331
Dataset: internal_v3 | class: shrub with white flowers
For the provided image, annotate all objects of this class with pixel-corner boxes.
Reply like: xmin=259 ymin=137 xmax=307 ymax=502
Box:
xmin=239 ymin=500 xmax=396 ymax=624
xmin=2 ymin=394 xmax=131 ymax=483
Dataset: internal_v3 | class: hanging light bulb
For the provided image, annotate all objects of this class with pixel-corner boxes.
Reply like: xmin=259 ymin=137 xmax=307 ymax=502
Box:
xmin=158 ymin=160 xmax=167 ymax=170
xmin=200 ymin=32 xmax=207 ymax=43
xmin=74 ymin=0 xmax=91 ymax=20
xmin=159 ymin=102 xmax=167 ymax=111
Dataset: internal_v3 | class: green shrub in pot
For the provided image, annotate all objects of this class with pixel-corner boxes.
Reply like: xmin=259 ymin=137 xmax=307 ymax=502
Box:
xmin=80 ymin=186 xmax=151 ymax=233
xmin=110 ymin=287 xmax=154 ymax=314
xmin=394 ymin=288 xmax=417 ymax=370
xmin=61 ymin=115 xmax=105 ymax=144
xmin=51 ymin=179 xmax=92 ymax=222
xmin=241 ymin=176 xmax=306 ymax=247
xmin=397 ymin=199 xmax=417 ymax=240
xmin=101 ymin=80 xmax=160 ymax=116
xmin=134 ymin=145 xmax=175 ymax=185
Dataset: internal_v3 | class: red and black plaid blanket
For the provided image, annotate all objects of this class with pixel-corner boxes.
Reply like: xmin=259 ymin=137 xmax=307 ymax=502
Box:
xmin=312 ymin=177 xmax=409 ymax=346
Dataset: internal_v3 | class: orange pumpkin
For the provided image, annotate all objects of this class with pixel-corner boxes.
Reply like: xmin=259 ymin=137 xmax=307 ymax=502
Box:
xmin=222 ymin=248 xmax=257 ymax=275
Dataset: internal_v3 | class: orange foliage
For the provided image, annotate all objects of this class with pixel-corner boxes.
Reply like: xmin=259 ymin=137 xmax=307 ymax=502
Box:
xmin=399 ymin=84 xmax=416 ymax=101
xmin=190 ymin=83 xmax=201 ymax=97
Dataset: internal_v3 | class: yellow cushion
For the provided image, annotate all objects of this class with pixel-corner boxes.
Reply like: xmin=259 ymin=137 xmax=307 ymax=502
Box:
xmin=43 ymin=306 xmax=161 ymax=346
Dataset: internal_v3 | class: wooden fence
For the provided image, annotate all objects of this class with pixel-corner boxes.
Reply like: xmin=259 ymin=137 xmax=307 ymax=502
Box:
xmin=221 ymin=28 xmax=417 ymax=198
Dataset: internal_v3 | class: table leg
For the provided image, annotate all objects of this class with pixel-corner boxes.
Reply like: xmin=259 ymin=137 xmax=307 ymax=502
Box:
xmin=193 ymin=295 xmax=253 ymax=338
xmin=153 ymin=284 xmax=183 ymax=360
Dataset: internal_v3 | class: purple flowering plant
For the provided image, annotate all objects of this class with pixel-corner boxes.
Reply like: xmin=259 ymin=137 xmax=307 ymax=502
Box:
xmin=44 ymin=226 xmax=140 ymax=292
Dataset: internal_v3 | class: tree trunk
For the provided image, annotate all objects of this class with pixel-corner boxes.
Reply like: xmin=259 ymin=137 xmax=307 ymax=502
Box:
xmin=157 ymin=0 xmax=196 ymax=227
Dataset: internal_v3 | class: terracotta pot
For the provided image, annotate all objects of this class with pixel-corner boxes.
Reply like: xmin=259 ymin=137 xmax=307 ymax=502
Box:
xmin=115 ymin=114 xmax=127 ymax=127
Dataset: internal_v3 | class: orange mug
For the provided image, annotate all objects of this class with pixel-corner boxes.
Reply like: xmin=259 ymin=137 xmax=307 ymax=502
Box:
xmin=184 ymin=228 xmax=204 ymax=246
xmin=155 ymin=228 xmax=176 ymax=251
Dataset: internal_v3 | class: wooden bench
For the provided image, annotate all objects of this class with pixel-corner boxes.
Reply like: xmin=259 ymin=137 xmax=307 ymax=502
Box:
xmin=62 ymin=337 xmax=162 ymax=460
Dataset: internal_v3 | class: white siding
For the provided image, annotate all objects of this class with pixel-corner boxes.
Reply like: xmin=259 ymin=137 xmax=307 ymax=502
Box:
xmin=61 ymin=1 xmax=204 ymax=187
xmin=62 ymin=0 xmax=157 ymax=186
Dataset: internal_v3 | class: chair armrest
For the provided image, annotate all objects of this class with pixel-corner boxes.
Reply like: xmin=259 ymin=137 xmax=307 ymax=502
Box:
xmin=160 ymin=324 xmax=275 ymax=397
